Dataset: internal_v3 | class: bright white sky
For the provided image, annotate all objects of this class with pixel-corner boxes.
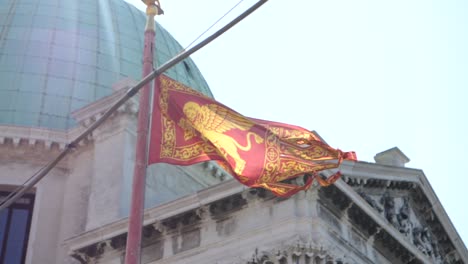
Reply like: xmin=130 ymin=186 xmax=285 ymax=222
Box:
xmin=126 ymin=0 xmax=468 ymax=245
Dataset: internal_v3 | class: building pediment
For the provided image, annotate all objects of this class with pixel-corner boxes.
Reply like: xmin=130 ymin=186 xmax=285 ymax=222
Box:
xmin=334 ymin=160 xmax=468 ymax=263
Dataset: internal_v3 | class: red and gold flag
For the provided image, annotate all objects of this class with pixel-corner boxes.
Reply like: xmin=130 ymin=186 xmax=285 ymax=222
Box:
xmin=149 ymin=75 xmax=357 ymax=197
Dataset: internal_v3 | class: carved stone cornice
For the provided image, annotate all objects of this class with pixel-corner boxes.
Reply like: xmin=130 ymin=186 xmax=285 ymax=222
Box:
xmin=64 ymin=179 xmax=247 ymax=258
xmin=342 ymin=175 xmax=416 ymax=190
xmin=0 ymin=124 xmax=93 ymax=162
xmin=246 ymin=241 xmax=351 ymax=264
xmin=0 ymin=125 xmax=68 ymax=150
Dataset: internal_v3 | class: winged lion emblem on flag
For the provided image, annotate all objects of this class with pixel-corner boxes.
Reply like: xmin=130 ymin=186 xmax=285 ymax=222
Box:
xmin=180 ymin=101 xmax=264 ymax=174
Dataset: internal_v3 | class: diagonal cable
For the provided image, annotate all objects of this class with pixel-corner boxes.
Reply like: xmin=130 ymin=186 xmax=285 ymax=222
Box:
xmin=182 ymin=0 xmax=246 ymax=52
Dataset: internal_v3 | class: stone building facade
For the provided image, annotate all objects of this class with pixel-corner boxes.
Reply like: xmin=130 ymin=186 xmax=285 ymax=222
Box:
xmin=3 ymin=83 xmax=467 ymax=263
xmin=0 ymin=0 xmax=467 ymax=263
xmin=62 ymin=104 xmax=468 ymax=263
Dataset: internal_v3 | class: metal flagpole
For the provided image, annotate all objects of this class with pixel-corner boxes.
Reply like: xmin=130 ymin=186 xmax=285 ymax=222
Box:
xmin=124 ymin=1 xmax=162 ymax=264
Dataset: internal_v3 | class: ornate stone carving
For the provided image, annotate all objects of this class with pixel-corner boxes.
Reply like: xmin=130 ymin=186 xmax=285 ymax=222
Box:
xmin=195 ymin=205 xmax=208 ymax=220
xmin=71 ymin=240 xmax=110 ymax=264
xmin=209 ymin=194 xmax=247 ymax=216
xmin=396 ymin=197 xmax=412 ymax=237
xmin=152 ymin=221 xmax=166 ymax=234
xmin=110 ymin=233 xmax=127 ymax=250
xmin=380 ymin=192 xmax=397 ymax=226
xmin=70 ymin=251 xmax=90 ymax=264
xmin=357 ymin=190 xmax=444 ymax=262
xmin=412 ymin=227 xmax=433 ymax=257
xmin=161 ymin=210 xmax=202 ymax=230
xmin=357 ymin=190 xmax=382 ymax=213
xmin=246 ymin=242 xmax=350 ymax=264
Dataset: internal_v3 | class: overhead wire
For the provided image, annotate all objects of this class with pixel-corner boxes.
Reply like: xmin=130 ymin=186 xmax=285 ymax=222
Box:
xmin=181 ymin=0 xmax=246 ymax=53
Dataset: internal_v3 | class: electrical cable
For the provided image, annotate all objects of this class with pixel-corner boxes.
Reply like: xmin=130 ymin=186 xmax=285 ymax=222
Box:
xmin=181 ymin=0 xmax=246 ymax=53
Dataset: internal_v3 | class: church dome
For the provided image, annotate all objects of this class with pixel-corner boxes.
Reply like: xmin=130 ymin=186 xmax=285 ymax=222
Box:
xmin=0 ymin=0 xmax=212 ymax=130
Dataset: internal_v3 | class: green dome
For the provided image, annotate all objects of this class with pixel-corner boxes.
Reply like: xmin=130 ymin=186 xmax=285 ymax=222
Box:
xmin=0 ymin=0 xmax=212 ymax=130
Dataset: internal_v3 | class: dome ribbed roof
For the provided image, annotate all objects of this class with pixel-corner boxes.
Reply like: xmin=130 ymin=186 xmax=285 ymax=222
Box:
xmin=0 ymin=0 xmax=212 ymax=130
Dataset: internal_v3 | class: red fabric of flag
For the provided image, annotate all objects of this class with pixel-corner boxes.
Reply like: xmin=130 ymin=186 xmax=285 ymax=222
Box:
xmin=149 ymin=75 xmax=357 ymax=197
